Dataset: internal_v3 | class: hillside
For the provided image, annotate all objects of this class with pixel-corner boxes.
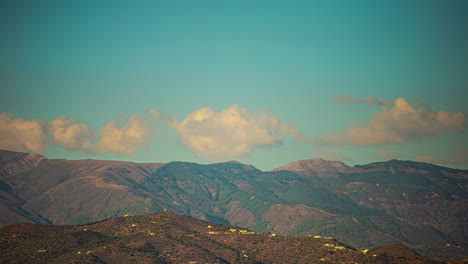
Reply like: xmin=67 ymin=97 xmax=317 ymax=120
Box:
xmin=0 ymin=211 xmax=461 ymax=264
xmin=0 ymin=149 xmax=467 ymax=259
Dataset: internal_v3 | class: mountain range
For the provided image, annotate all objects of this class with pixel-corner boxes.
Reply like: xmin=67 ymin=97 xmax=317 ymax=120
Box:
xmin=0 ymin=149 xmax=467 ymax=259
xmin=1 ymin=211 xmax=463 ymax=264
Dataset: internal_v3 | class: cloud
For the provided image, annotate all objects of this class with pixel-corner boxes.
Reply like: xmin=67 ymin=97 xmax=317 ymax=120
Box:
xmin=379 ymin=150 xmax=398 ymax=160
xmin=0 ymin=113 xmax=49 ymax=152
xmin=333 ymin=94 xmax=393 ymax=106
xmin=49 ymin=117 xmax=94 ymax=151
xmin=416 ymin=149 xmax=468 ymax=165
xmin=321 ymin=97 xmax=466 ymax=146
xmin=0 ymin=111 xmax=159 ymax=155
xmin=333 ymin=94 xmax=361 ymax=104
xmin=147 ymin=108 xmax=162 ymax=119
xmin=174 ymin=105 xmax=297 ymax=160
xmin=147 ymin=108 xmax=176 ymax=125
xmin=97 ymin=115 xmax=155 ymax=155
xmin=362 ymin=96 xmax=394 ymax=106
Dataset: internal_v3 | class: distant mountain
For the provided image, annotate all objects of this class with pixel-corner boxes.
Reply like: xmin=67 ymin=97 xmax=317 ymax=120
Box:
xmin=0 ymin=149 xmax=467 ymax=259
xmin=0 ymin=211 xmax=461 ymax=264
xmin=270 ymin=158 xmax=352 ymax=177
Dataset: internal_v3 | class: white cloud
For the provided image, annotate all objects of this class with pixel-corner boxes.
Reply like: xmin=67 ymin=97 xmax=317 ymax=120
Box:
xmin=321 ymin=97 xmax=466 ymax=146
xmin=0 ymin=113 xmax=49 ymax=152
xmin=97 ymin=115 xmax=155 ymax=155
xmin=174 ymin=105 xmax=297 ymax=160
xmin=49 ymin=117 xmax=94 ymax=151
xmin=0 ymin=111 xmax=159 ymax=156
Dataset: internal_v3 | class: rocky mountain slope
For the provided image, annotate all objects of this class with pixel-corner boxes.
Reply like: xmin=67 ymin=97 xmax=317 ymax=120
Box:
xmin=0 ymin=149 xmax=467 ymax=259
xmin=0 ymin=211 xmax=462 ymax=264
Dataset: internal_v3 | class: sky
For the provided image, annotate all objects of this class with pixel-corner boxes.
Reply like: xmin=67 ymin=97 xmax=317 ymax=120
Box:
xmin=1 ymin=0 xmax=467 ymax=170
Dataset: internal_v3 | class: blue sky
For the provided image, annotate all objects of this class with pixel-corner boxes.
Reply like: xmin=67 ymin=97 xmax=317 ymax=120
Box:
xmin=1 ymin=0 xmax=467 ymax=170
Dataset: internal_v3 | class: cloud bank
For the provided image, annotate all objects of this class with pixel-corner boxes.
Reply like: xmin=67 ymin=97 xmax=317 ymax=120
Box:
xmin=0 ymin=105 xmax=299 ymax=160
xmin=0 ymin=114 xmax=154 ymax=155
xmin=1 ymin=100 xmax=465 ymax=167
xmin=322 ymin=96 xmax=465 ymax=146
xmin=174 ymin=105 xmax=297 ymax=160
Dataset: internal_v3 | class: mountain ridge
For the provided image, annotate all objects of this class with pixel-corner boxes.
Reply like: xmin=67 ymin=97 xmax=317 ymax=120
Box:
xmin=0 ymin=149 xmax=467 ymax=259
xmin=3 ymin=148 xmax=465 ymax=176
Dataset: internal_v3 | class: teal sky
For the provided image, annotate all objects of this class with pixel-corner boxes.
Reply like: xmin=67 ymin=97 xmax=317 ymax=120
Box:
xmin=1 ymin=0 xmax=467 ymax=170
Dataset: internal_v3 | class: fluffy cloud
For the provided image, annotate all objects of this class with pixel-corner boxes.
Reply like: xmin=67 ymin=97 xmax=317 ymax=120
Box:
xmin=321 ymin=97 xmax=466 ymax=146
xmin=0 ymin=112 xmax=157 ymax=155
xmin=0 ymin=113 xmax=49 ymax=152
xmin=49 ymin=117 xmax=94 ymax=151
xmin=416 ymin=149 xmax=468 ymax=165
xmin=97 ymin=115 xmax=155 ymax=155
xmin=174 ymin=105 xmax=297 ymax=160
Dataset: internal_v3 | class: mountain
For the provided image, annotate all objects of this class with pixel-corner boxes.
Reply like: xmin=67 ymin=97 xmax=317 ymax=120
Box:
xmin=0 ymin=211 xmax=462 ymax=264
xmin=0 ymin=149 xmax=467 ymax=259
xmin=270 ymin=158 xmax=352 ymax=178
xmin=0 ymin=149 xmax=165 ymax=226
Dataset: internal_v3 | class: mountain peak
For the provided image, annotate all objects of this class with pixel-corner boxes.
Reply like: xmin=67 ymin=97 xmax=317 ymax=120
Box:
xmin=207 ymin=160 xmax=259 ymax=171
xmin=271 ymin=158 xmax=350 ymax=178
xmin=210 ymin=160 xmax=243 ymax=165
